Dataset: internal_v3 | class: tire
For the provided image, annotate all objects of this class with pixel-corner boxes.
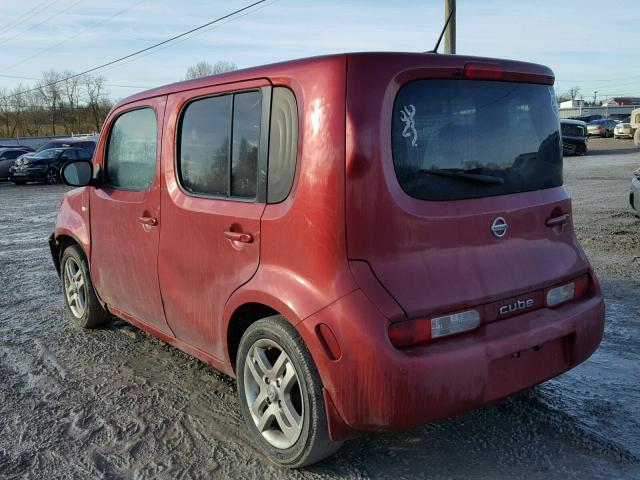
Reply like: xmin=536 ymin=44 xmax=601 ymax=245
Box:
xmin=635 ymin=129 xmax=640 ymax=148
xmin=236 ymin=316 xmax=342 ymax=468
xmin=60 ymin=244 xmax=111 ymax=329
xmin=576 ymin=144 xmax=586 ymax=156
xmin=46 ymin=168 xmax=59 ymax=184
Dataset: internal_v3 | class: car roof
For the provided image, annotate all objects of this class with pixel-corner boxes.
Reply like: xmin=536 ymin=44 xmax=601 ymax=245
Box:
xmin=113 ymin=52 xmax=555 ymax=109
xmin=561 ymin=119 xmax=587 ymax=126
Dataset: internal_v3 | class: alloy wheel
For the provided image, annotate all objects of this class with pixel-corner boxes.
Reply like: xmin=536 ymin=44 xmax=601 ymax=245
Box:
xmin=64 ymin=257 xmax=87 ymax=318
xmin=47 ymin=169 xmax=59 ymax=184
xmin=243 ymin=338 xmax=304 ymax=449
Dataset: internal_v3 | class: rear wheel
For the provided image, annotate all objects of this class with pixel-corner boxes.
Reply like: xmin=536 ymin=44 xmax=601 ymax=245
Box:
xmin=61 ymin=245 xmax=111 ymax=328
xmin=46 ymin=168 xmax=59 ymax=184
xmin=236 ymin=316 xmax=342 ymax=468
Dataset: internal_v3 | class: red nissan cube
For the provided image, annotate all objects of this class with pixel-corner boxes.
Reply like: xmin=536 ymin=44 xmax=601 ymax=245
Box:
xmin=50 ymin=52 xmax=605 ymax=467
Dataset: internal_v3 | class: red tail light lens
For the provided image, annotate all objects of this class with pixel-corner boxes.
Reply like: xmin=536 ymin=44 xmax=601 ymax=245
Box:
xmin=388 ymin=318 xmax=431 ymax=348
xmin=388 ymin=309 xmax=481 ymax=348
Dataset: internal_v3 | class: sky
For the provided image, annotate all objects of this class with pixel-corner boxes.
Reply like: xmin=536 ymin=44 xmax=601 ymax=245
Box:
xmin=0 ymin=0 xmax=638 ymax=102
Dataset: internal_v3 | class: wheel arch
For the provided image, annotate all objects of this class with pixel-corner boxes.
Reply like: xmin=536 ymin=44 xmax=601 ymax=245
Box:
xmin=49 ymin=232 xmax=87 ymax=278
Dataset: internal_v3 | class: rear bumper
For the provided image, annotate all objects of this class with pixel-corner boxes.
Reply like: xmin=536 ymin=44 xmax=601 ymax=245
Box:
xmin=299 ymin=286 xmax=605 ymax=437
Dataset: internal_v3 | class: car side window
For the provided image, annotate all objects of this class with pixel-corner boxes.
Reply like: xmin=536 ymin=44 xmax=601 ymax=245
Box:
xmin=78 ymin=149 xmax=93 ymax=160
xmin=64 ymin=150 xmax=79 ymax=160
xmin=178 ymin=90 xmax=261 ymax=199
xmin=105 ymin=108 xmax=157 ymax=191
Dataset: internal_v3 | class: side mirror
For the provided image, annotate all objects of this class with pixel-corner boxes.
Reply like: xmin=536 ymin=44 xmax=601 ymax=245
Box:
xmin=61 ymin=160 xmax=97 ymax=187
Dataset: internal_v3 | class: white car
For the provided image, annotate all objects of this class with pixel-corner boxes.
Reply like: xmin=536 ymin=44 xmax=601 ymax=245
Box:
xmin=614 ymin=116 xmax=633 ymax=139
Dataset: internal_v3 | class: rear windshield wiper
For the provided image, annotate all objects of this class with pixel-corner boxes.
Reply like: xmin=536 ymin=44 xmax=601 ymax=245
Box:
xmin=419 ymin=168 xmax=504 ymax=186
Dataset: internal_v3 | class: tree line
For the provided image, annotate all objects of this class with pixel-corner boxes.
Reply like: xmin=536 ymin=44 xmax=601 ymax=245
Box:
xmin=0 ymin=61 xmax=236 ymax=139
xmin=0 ymin=71 xmax=113 ymax=139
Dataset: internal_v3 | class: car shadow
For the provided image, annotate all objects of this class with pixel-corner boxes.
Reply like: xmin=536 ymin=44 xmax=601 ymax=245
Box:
xmin=586 ymin=147 xmax=640 ymax=157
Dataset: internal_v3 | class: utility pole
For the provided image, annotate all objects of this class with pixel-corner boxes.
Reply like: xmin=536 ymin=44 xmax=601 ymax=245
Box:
xmin=444 ymin=0 xmax=456 ymax=54
xmin=593 ymin=90 xmax=598 ymax=105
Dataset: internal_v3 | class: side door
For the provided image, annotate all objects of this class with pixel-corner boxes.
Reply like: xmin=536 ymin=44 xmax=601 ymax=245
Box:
xmin=159 ymin=80 xmax=270 ymax=359
xmin=89 ymin=97 xmax=172 ymax=334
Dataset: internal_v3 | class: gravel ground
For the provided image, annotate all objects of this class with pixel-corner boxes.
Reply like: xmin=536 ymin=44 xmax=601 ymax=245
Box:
xmin=0 ymin=137 xmax=639 ymax=479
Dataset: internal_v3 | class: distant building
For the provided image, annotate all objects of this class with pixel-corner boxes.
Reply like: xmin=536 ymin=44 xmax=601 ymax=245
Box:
xmin=559 ymin=99 xmax=585 ymax=108
xmin=601 ymin=97 xmax=640 ymax=106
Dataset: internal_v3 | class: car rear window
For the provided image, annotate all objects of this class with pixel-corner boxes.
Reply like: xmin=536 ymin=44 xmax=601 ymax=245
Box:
xmin=561 ymin=123 xmax=585 ymax=137
xmin=392 ymin=79 xmax=562 ymax=201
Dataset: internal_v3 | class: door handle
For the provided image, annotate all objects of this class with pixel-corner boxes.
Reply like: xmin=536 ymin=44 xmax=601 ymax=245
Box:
xmin=137 ymin=216 xmax=158 ymax=226
xmin=224 ymin=231 xmax=253 ymax=243
xmin=545 ymin=213 xmax=569 ymax=227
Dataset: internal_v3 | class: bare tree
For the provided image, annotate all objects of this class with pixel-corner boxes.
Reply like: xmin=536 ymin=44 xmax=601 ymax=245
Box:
xmin=84 ymin=74 xmax=110 ymax=132
xmin=36 ymin=70 xmax=64 ymax=135
xmin=184 ymin=60 xmax=237 ymax=80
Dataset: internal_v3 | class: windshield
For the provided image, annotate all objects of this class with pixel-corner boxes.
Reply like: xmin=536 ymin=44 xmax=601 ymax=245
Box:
xmin=37 ymin=142 xmax=72 ymax=152
xmin=561 ymin=123 xmax=585 ymax=137
xmin=392 ymin=80 xmax=562 ymax=201
xmin=33 ymin=148 xmax=64 ymax=159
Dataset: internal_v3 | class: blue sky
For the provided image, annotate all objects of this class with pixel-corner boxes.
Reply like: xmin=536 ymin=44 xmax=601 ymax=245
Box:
xmin=0 ymin=0 xmax=638 ymax=101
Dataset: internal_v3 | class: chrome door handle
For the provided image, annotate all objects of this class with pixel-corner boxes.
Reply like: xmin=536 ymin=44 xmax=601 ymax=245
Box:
xmin=224 ymin=231 xmax=253 ymax=243
xmin=137 ymin=216 xmax=158 ymax=226
xmin=545 ymin=213 xmax=569 ymax=227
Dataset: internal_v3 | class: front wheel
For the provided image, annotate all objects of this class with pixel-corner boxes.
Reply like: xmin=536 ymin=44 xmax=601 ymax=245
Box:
xmin=236 ymin=316 xmax=342 ymax=468
xmin=61 ymin=245 xmax=111 ymax=328
xmin=46 ymin=168 xmax=59 ymax=184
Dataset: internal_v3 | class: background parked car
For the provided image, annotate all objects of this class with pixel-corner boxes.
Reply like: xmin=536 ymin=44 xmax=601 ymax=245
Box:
xmin=607 ymin=113 xmax=630 ymax=122
xmin=614 ymin=116 xmax=633 ymax=139
xmin=587 ymin=119 xmax=616 ymax=137
xmin=34 ymin=137 xmax=97 ymax=155
xmin=0 ymin=147 xmax=33 ymax=180
xmin=0 ymin=144 xmax=34 ymax=151
xmin=561 ymin=119 xmax=588 ymax=156
xmin=9 ymin=147 xmax=93 ymax=185
xmin=570 ymin=114 xmax=603 ymax=123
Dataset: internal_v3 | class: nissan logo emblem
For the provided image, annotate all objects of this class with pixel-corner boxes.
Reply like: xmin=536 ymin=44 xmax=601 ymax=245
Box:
xmin=491 ymin=216 xmax=508 ymax=238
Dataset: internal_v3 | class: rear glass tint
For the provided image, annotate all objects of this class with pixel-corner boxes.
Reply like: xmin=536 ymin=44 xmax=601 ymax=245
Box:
xmin=392 ymin=80 xmax=562 ymax=201
xmin=561 ymin=123 xmax=585 ymax=137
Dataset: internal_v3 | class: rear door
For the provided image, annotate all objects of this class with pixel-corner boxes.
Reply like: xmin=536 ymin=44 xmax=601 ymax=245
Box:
xmin=158 ymin=80 xmax=270 ymax=359
xmin=90 ymin=97 xmax=172 ymax=333
xmin=346 ymin=64 xmax=591 ymax=320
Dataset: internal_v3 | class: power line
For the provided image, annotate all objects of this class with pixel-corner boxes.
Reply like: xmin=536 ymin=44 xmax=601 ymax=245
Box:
xmin=0 ymin=0 xmax=268 ymax=102
xmin=96 ymin=0 xmax=279 ymax=77
xmin=0 ymin=0 xmax=86 ymax=48
xmin=0 ymin=73 xmax=153 ymax=90
xmin=5 ymin=0 xmax=147 ymax=72
xmin=0 ymin=0 xmax=60 ymax=37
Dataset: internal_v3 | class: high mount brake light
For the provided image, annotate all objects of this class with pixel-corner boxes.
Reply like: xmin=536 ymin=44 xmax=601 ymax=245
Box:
xmin=388 ymin=309 xmax=481 ymax=349
xmin=463 ymin=62 xmax=504 ymax=80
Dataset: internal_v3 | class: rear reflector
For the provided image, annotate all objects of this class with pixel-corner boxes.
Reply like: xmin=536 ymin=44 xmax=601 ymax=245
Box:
xmin=388 ymin=309 xmax=481 ymax=348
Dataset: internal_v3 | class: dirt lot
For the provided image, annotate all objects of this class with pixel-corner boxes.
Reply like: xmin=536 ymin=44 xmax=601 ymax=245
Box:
xmin=0 ymin=138 xmax=639 ymax=479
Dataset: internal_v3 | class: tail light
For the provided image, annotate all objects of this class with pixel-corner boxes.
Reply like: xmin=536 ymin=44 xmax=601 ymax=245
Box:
xmin=545 ymin=274 xmax=590 ymax=307
xmin=388 ymin=309 xmax=481 ymax=348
